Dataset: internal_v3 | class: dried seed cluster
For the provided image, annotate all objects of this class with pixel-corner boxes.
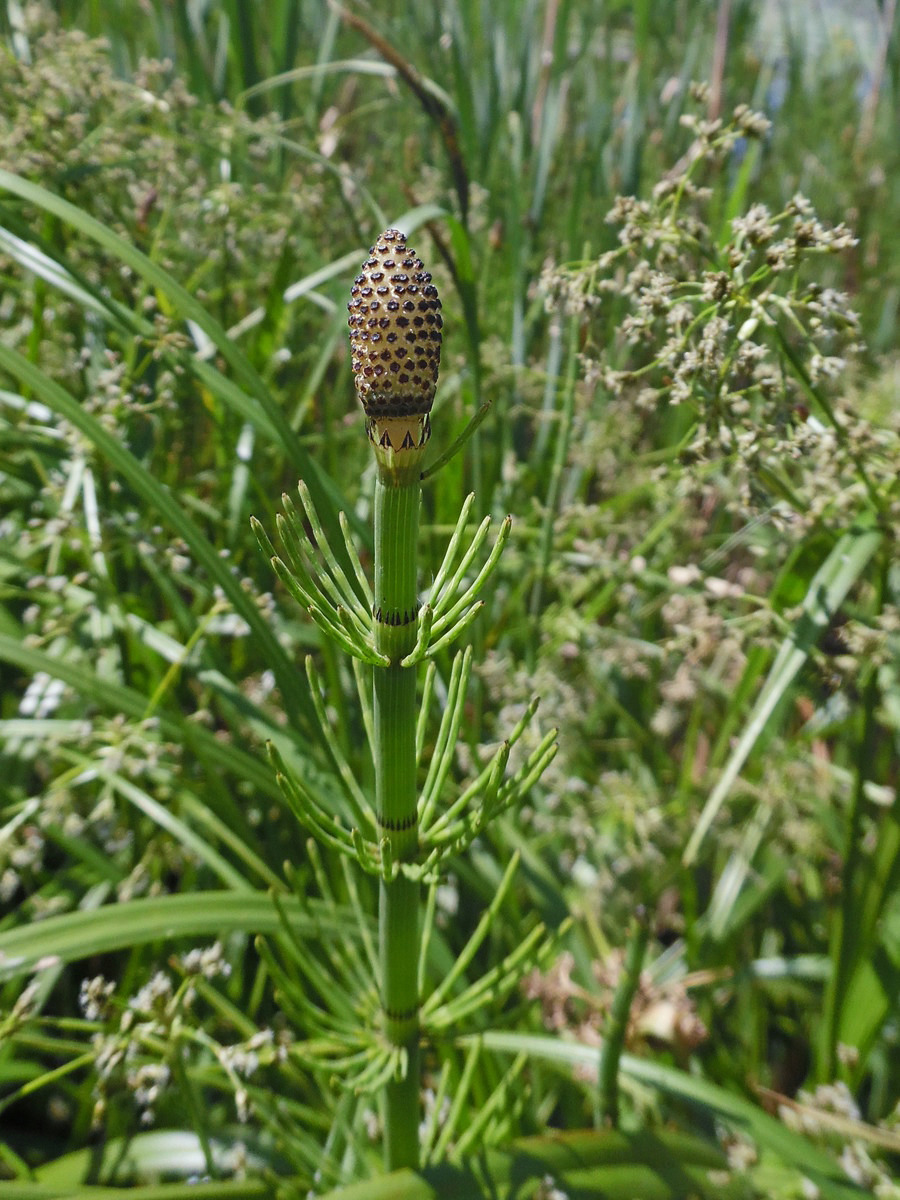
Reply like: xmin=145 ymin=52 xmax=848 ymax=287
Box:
xmin=348 ymin=228 xmax=442 ymax=420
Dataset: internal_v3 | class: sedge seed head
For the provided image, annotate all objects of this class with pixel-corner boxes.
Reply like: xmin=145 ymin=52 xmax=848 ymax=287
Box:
xmin=348 ymin=229 xmax=442 ymax=466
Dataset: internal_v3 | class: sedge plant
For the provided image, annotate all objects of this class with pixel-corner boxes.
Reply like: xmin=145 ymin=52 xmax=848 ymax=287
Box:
xmin=252 ymin=230 xmax=557 ymax=1172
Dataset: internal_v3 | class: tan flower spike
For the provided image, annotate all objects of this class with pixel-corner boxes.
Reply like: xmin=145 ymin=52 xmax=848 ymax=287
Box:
xmin=348 ymin=228 xmax=442 ymax=474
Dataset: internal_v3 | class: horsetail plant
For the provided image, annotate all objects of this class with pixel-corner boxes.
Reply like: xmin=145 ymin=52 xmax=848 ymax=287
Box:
xmin=252 ymin=230 xmax=557 ymax=1173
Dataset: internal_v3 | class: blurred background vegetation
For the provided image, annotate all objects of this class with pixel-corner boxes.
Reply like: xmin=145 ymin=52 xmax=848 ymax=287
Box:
xmin=0 ymin=1 xmax=898 ymax=1195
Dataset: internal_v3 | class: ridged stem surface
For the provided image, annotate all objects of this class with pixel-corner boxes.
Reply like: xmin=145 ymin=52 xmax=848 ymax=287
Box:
xmin=373 ymin=472 xmax=420 ymax=1170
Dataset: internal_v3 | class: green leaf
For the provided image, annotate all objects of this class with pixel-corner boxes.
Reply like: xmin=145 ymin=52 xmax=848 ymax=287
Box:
xmin=474 ymin=1031 xmax=867 ymax=1200
xmin=57 ymin=750 xmax=252 ymax=891
xmin=34 ymin=1130 xmax=265 ymax=1190
xmin=0 ymin=213 xmax=284 ymax=444
xmin=17 ymin=1128 xmax=745 ymax=1200
xmin=1 ymin=1185 xmax=269 ymax=1200
xmin=0 ymin=891 xmax=364 ymax=983
xmin=839 ymin=933 xmax=900 ymax=1065
xmin=315 ymin=1128 xmax=745 ymax=1199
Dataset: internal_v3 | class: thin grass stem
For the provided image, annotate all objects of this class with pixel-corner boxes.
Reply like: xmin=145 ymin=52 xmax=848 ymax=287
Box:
xmin=599 ymin=910 xmax=651 ymax=1127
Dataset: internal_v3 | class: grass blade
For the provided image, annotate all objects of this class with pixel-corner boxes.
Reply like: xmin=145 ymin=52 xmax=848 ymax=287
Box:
xmin=0 ymin=892 xmax=363 ymax=984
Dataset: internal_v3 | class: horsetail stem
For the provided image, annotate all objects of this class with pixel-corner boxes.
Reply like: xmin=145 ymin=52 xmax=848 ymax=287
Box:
xmin=349 ymin=229 xmax=442 ymax=1169
xmin=256 ymin=226 xmax=547 ymax=1165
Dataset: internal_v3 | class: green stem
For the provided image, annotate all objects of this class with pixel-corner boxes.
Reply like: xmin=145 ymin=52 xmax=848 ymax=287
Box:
xmin=373 ymin=472 xmax=421 ymax=1170
xmin=528 ymin=311 xmax=580 ymax=658
xmin=598 ymin=910 xmax=650 ymax=1127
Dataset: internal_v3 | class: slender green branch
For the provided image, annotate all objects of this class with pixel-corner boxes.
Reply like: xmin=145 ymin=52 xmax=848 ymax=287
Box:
xmin=340 ymin=510 xmax=375 ymax=610
xmin=277 ymin=498 xmax=369 ymax=624
xmin=340 ymin=857 xmax=381 ymax=985
xmin=415 ymin=660 xmax=437 ymax=765
xmin=430 ymin=516 xmax=512 ymax=634
xmin=428 ymin=923 xmax=551 ymax=1028
xmin=422 ymin=853 xmax=521 ymax=1017
xmin=427 ymin=493 xmax=475 ymax=599
xmin=304 ymin=656 xmax=374 ymax=828
xmin=426 ymin=698 xmax=542 ymax=839
xmin=350 ymin=827 xmax=387 ymax=877
xmin=351 ymin=655 xmax=375 ymax=752
xmin=453 ymin=1052 xmax=528 ymax=1157
xmin=268 ymin=744 xmax=356 ymax=854
xmin=418 ymin=879 xmax=439 ymax=1001
xmin=430 ymin=515 xmax=493 ymax=617
xmin=429 ymin=1036 xmax=483 ymax=1162
xmin=399 ymin=603 xmax=435 ymax=666
xmin=420 ymin=1056 xmax=453 ymax=1164
xmin=419 ymin=648 xmax=472 ymax=828
xmin=428 ymin=742 xmax=509 ymax=844
xmin=297 ymin=480 xmax=371 ymax=612
xmin=425 ymin=602 xmax=485 ymax=659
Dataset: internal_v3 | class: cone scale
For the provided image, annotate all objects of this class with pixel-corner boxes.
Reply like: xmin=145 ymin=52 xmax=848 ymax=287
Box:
xmin=349 ymin=230 xmax=442 ymax=1168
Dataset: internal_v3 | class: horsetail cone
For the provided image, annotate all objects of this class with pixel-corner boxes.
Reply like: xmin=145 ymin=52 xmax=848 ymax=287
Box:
xmin=348 ymin=228 xmax=442 ymax=476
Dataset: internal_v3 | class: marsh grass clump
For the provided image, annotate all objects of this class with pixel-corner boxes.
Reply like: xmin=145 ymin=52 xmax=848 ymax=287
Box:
xmin=513 ymin=98 xmax=900 ymax=902
xmin=541 ymin=93 xmax=895 ymax=534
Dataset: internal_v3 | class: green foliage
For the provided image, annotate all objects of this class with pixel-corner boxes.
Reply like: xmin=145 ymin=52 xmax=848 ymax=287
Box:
xmin=1 ymin=1 xmax=899 ymax=1197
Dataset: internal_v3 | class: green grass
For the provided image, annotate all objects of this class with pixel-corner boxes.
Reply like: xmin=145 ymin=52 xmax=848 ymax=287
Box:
xmin=1 ymin=1 xmax=899 ymax=1196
